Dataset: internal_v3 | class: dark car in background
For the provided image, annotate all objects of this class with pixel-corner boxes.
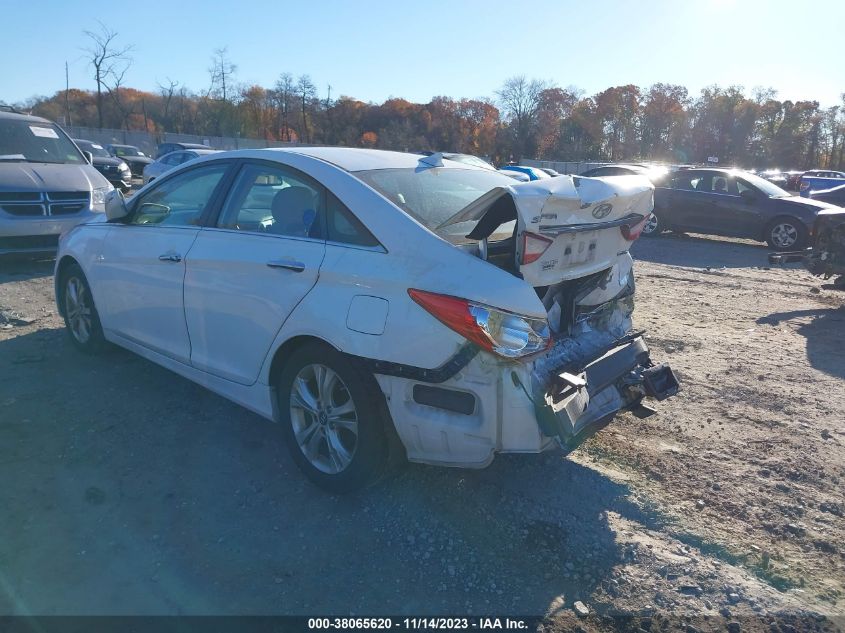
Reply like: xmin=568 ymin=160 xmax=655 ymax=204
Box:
xmin=155 ymin=141 xmax=211 ymax=158
xmin=809 ymin=183 xmax=845 ymax=207
xmin=646 ymin=168 xmax=838 ymax=250
xmin=106 ymin=144 xmax=152 ymax=178
xmin=73 ymin=139 xmax=131 ymax=193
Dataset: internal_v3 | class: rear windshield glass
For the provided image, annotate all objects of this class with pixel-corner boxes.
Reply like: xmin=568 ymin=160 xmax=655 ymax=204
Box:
xmin=0 ymin=119 xmax=85 ymax=164
xmin=355 ymin=167 xmax=516 ymax=242
xmin=355 ymin=167 xmax=513 ymax=230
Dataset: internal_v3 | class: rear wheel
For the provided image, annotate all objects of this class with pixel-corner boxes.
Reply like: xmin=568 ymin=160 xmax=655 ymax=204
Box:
xmin=641 ymin=212 xmax=663 ymax=237
xmin=766 ymin=217 xmax=807 ymax=250
xmin=60 ymin=263 xmax=106 ymax=353
xmin=276 ymin=342 xmax=390 ymax=492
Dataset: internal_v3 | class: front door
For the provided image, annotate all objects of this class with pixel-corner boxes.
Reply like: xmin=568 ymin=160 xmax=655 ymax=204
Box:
xmin=96 ymin=163 xmax=231 ymax=363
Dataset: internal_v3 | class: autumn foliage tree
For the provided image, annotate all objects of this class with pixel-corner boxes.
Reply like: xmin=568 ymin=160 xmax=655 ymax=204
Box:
xmin=19 ymin=48 xmax=845 ymax=170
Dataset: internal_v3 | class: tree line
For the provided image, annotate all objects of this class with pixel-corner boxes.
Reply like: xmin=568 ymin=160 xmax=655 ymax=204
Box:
xmin=16 ymin=24 xmax=845 ymax=170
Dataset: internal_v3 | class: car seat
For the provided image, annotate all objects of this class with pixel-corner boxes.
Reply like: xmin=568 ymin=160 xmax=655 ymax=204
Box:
xmin=269 ymin=186 xmax=317 ymax=237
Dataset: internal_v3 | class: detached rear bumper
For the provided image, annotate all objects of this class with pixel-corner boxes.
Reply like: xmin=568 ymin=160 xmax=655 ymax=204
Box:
xmin=768 ymin=248 xmax=845 ymax=278
xmin=536 ymin=336 xmax=679 ymax=449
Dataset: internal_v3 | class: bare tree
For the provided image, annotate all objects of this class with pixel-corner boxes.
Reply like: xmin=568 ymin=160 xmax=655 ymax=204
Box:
xmin=83 ymin=22 xmax=133 ymax=128
xmin=496 ymin=76 xmax=548 ymax=159
xmin=297 ymin=75 xmax=317 ymax=143
xmin=209 ymin=47 xmax=237 ymax=101
xmin=158 ymin=78 xmax=180 ymax=128
xmin=107 ymin=61 xmax=134 ymax=130
xmin=274 ymin=73 xmax=295 ymax=140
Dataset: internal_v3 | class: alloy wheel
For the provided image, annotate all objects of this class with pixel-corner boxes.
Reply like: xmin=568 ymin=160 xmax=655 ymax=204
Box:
xmin=771 ymin=222 xmax=798 ymax=248
xmin=289 ymin=363 xmax=359 ymax=474
xmin=642 ymin=213 xmax=659 ymax=234
xmin=65 ymin=276 xmax=93 ymax=345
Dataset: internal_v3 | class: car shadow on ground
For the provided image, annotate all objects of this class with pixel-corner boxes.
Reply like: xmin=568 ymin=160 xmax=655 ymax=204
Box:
xmin=757 ymin=306 xmax=845 ymax=379
xmin=632 ymin=232 xmax=772 ymax=269
xmin=0 ymin=328 xmax=666 ymax=616
xmin=0 ymin=257 xmax=54 ymax=284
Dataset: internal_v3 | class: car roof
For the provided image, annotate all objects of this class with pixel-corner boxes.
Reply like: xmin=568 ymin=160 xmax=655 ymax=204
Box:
xmin=262 ymin=147 xmax=480 ymax=172
xmin=0 ymin=110 xmax=54 ymax=124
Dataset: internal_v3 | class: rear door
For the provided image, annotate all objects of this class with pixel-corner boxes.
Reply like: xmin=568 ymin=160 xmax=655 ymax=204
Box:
xmin=96 ymin=162 xmax=232 ymax=363
xmin=662 ymin=171 xmax=713 ymax=229
xmin=183 ymin=160 xmax=327 ymax=385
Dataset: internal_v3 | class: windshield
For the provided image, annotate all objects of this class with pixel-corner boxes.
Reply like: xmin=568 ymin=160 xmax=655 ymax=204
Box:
xmin=0 ymin=119 xmax=85 ymax=164
xmin=736 ymin=171 xmax=790 ymax=197
xmin=76 ymin=140 xmax=111 ymax=159
xmin=355 ymin=167 xmax=516 ymax=241
xmin=112 ymin=145 xmax=143 ymax=157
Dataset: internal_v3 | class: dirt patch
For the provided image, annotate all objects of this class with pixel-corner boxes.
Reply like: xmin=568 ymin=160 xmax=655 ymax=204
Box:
xmin=0 ymin=234 xmax=843 ymax=628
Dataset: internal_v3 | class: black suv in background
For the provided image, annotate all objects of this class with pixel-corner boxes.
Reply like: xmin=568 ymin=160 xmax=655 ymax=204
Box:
xmin=73 ymin=139 xmax=131 ymax=193
xmin=646 ymin=168 xmax=838 ymax=250
xmin=155 ymin=141 xmax=211 ymax=158
xmin=106 ymin=144 xmax=152 ymax=178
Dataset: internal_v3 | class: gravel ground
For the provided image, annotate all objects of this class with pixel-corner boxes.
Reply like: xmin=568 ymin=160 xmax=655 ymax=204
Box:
xmin=0 ymin=232 xmax=843 ymax=631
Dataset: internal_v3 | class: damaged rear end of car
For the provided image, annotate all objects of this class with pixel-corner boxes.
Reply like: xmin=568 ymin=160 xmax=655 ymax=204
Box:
xmin=389 ymin=172 xmax=679 ymax=465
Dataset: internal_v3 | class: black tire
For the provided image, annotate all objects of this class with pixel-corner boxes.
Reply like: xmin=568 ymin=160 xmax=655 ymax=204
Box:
xmin=276 ymin=341 xmax=390 ymax=493
xmin=641 ymin=212 xmax=664 ymax=237
xmin=765 ymin=217 xmax=807 ymax=251
xmin=59 ymin=262 xmax=107 ymax=354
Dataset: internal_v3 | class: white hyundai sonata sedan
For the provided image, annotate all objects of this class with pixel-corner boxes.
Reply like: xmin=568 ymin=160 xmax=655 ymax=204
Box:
xmin=54 ymin=147 xmax=678 ymax=491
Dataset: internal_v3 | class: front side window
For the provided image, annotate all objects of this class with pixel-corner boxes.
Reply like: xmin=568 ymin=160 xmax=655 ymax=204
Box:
xmin=130 ymin=164 xmax=228 ymax=227
xmin=217 ymin=163 xmax=324 ymax=238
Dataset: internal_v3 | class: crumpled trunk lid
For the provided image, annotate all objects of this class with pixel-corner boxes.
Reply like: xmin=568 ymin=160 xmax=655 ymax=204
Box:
xmin=439 ymin=175 xmax=654 ymax=287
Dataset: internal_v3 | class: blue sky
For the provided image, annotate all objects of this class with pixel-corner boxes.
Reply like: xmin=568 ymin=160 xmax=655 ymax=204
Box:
xmin=2 ymin=0 xmax=843 ymax=107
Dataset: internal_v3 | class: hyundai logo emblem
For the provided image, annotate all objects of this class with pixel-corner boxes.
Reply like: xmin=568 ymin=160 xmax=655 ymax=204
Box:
xmin=592 ymin=203 xmax=613 ymax=219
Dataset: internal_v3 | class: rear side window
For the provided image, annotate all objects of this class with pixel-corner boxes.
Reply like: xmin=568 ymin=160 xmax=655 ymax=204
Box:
xmin=326 ymin=192 xmax=380 ymax=248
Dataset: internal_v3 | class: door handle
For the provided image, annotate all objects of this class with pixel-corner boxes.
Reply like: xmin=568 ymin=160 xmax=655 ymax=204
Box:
xmin=158 ymin=253 xmax=182 ymax=262
xmin=266 ymin=259 xmax=305 ymax=272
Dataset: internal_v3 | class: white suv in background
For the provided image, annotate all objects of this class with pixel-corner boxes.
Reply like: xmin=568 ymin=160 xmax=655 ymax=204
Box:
xmin=0 ymin=108 xmax=112 ymax=256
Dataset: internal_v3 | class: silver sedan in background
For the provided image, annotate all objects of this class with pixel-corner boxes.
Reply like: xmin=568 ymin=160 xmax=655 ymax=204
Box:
xmin=142 ymin=149 xmax=220 ymax=185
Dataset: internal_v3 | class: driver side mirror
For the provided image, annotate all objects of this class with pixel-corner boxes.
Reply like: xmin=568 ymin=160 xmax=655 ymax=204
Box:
xmin=740 ymin=189 xmax=756 ymax=203
xmin=82 ymin=151 xmax=93 ymax=164
xmin=104 ymin=189 xmax=129 ymax=221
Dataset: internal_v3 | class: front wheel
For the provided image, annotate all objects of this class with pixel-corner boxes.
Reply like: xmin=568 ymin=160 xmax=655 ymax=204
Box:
xmin=641 ymin=212 xmax=664 ymax=237
xmin=766 ymin=218 xmax=807 ymax=251
xmin=60 ymin=263 xmax=107 ymax=353
xmin=276 ymin=342 xmax=390 ymax=492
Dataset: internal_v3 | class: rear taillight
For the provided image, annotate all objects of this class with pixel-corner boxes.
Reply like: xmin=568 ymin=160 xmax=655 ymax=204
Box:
xmin=408 ymin=289 xmax=551 ymax=359
xmin=520 ymin=231 xmax=554 ymax=265
xmin=621 ymin=215 xmax=649 ymax=241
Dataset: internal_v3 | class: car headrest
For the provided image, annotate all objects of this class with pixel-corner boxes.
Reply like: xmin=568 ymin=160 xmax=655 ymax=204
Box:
xmin=270 ymin=186 xmax=316 ymax=236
